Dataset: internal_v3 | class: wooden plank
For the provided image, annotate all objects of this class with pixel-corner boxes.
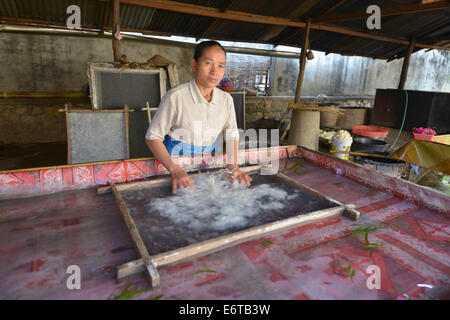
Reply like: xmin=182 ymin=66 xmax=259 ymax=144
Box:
xmin=117 ymin=205 xmax=344 ymax=280
xmin=142 ymin=101 xmax=157 ymax=124
xmin=171 ymin=64 xmax=180 ymax=85
xmin=109 ymin=181 xmax=160 ymax=287
xmin=125 ymin=104 xmax=130 ymax=158
xmin=313 ymin=1 xmax=450 ymax=23
xmin=166 ymin=64 xmax=175 ymax=88
xmin=159 ymin=68 xmax=166 ymax=98
xmin=330 ymin=150 xmax=387 ymax=158
xmin=59 ymin=109 xmax=134 ymax=113
xmin=398 ymin=39 xmax=416 ymax=89
xmin=65 ymin=103 xmax=71 ymax=164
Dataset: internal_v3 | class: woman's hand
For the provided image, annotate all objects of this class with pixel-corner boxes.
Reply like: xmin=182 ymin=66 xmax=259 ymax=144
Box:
xmin=169 ymin=164 xmax=195 ymax=194
xmin=227 ymin=165 xmax=253 ymax=187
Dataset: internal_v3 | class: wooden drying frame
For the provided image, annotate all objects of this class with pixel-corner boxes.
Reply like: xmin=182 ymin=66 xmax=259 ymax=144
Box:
xmin=87 ymin=62 xmax=167 ymax=110
xmin=63 ymin=104 xmax=133 ymax=164
xmin=104 ymin=165 xmax=360 ymax=287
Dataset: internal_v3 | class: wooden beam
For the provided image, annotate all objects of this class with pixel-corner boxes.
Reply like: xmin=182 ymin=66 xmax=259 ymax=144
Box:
xmin=121 ymin=0 xmax=307 ymax=28
xmin=1 ymin=2 xmax=449 ymax=52
xmin=313 ymin=0 xmax=450 ymax=23
xmin=118 ymin=0 xmax=450 ymax=51
xmin=294 ymin=19 xmax=311 ymax=102
xmin=112 ymin=0 xmax=121 ymax=63
xmin=398 ymin=39 xmax=416 ymax=89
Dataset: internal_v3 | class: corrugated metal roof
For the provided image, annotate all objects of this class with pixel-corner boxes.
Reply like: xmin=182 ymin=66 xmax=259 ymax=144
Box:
xmin=0 ymin=0 xmax=448 ymax=60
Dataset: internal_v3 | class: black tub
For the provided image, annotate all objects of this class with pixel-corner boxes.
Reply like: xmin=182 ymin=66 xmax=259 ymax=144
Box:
xmin=351 ymin=137 xmax=389 ymax=153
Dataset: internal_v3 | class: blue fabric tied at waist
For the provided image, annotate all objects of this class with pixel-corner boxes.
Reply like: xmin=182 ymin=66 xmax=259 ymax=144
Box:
xmin=163 ymin=135 xmax=221 ymax=156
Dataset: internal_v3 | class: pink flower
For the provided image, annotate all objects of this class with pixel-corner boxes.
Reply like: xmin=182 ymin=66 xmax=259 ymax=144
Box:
xmin=414 ymin=127 xmax=436 ymax=136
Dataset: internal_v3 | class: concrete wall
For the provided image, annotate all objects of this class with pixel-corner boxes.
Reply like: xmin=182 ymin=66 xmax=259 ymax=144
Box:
xmin=0 ymin=99 xmax=90 ymax=145
xmin=1 ymin=32 xmax=448 ymax=95
xmin=1 ymin=32 xmax=448 ymax=145
xmin=0 ymin=32 xmax=194 ymax=92
xmin=271 ymin=49 xmax=450 ymax=96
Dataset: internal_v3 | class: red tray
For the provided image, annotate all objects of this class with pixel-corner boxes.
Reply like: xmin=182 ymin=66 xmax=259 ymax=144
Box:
xmin=352 ymin=125 xmax=389 ymax=138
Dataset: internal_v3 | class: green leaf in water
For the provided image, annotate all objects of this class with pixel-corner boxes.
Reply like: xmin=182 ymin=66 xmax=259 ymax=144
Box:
xmin=347 ymin=264 xmax=356 ymax=282
xmin=261 ymin=239 xmax=273 ymax=247
xmin=363 ymin=243 xmax=383 ymax=249
xmin=116 ymin=283 xmax=147 ymax=300
xmin=153 ymin=294 xmax=164 ymax=300
xmin=193 ymin=269 xmax=216 ymax=275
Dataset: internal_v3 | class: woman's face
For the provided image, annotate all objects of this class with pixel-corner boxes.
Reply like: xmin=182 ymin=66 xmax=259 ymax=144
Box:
xmin=191 ymin=46 xmax=226 ymax=89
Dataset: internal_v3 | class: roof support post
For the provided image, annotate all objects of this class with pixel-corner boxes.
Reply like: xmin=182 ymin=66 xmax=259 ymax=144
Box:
xmin=112 ymin=0 xmax=121 ymax=64
xmin=294 ymin=19 xmax=311 ymax=103
xmin=286 ymin=19 xmax=319 ymax=150
xmin=398 ymin=39 xmax=415 ymax=90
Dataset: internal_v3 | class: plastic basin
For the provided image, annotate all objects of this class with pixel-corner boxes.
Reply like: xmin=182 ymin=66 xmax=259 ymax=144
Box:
xmin=352 ymin=125 xmax=389 ymax=138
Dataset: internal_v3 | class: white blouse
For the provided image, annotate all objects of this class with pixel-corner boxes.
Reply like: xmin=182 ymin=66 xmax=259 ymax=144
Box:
xmin=145 ymin=79 xmax=239 ymax=146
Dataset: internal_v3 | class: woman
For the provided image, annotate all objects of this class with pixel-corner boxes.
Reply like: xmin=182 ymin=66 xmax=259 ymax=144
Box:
xmin=145 ymin=41 xmax=252 ymax=194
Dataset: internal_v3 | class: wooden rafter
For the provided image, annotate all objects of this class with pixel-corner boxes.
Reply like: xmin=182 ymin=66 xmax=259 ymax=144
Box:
xmin=313 ymin=0 xmax=450 ymax=23
xmin=1 ymin=0 xmax=449 ymax=54
xmin=276 ymin=28 xmax=303 ymax=45
xmin=100 ymin=1 xmax=110 ymax=33
xmin=315 ymin=0 xmax=347 ymax=18
xmin=259 ymin=0 xmax=321 ymax=42
xmin=198 ymin=0 xmax=237 ymax=40
xmin=118 ymin=0 xmax=450 ymax=51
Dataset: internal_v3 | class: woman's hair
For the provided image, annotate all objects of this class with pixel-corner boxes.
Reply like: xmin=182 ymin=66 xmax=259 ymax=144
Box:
xmin=193 ymin=40 xmax=226 ymax=61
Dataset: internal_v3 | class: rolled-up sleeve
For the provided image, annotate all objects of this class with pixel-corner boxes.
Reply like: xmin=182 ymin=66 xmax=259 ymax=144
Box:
xmin=222 ymin=95 xmax=240 ymax=142
xmin=145 ymin=94 xmax=177 ymax=141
